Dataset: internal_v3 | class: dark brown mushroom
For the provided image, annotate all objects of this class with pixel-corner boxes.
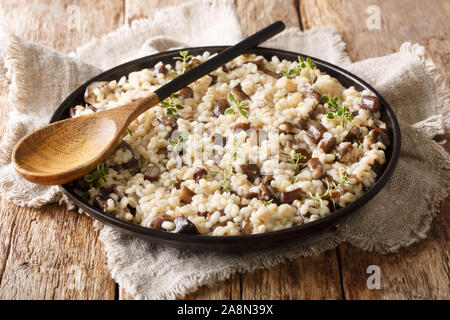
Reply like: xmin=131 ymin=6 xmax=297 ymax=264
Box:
xmin=261 ymin=175 xmax=273 ymax=185
xmin=301 ymin=86 xmax=321 ymax=101
xmin=179 ymin=87 xmax=194 ymax=99
xmin=258 ymin=183 xmax=278 ymax=202
xmin=193 ymin=167 xmax=207 ymax=183
xmin=338 ymin=142 xmax=353 ymax=162
xmin=307 ymin=158 xmax=324 ymax=179
xmin=360 ymin=95 xmax=380 ymax=112
xmin=171 ymin=216 xmax=199 ymax=234
xmin=84 ymin=81 xmax=110 ymax=105
xmin=233 ymin=122 xmax=251 ymax=132
xmin=307 ymin=123 xmax=327 ymax=143
xmin=212 ymin=99 xmax=230 ymax=117
xmin=150 ymin=64 xmax=168 ymax=77
xmin=231 ymin=83 xmax=250 ymax=101
xmin=371 ymin=160 xmax=384 ymax=176
xmin=186 ymin=58 xmax=201 ymax=71
xmin=294 ymin=148 xmax=311 ymax=162
xmin=94 ymin=187 xmax=113 ymax=212
xmin=279 ymin=122 xmax=297 ymax=134
xmin=370 ymin=128 xmax=391 ymax=147
xmin=127 ymin=204 xmax=136 ymax=216
xmin=243 ymin=192 xmax=258 ymax=199
xmin=240 ymin=164 xmax=260 ymax=182
xmin=344 ymin=126 xmax=361 ymax=143
xmin=209 ymin=74 xmax=218 ymax=86
xmin=157 ymin=115 xmax=177 ymax=128
xmin=280 ymin=188 xmax=305 ymax=204
xmin=180 ymin=186 xmax=196 ymax=204
xmin=318 ymin=136 xmax=337 ymax=154
xmin=148 ymin=214 xmax=173 ymax=230
xmin=144 ymin=165 xmax=161 ymax=182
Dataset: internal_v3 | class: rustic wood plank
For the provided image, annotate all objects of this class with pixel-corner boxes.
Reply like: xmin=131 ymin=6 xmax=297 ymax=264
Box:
xmin=299 ymin=0 xmax=450 ymax=84
xmin=240 ymin=250 xmax=343 ymax=299
xmin=300 ymin=0 xmax=450 ymax=299
xmin=125 ymin=0 xmax=190 ymax=23
xmin=236 ymin=0 xmax=300 ymax=36
xmin=0 ymin=0 xmax=125 ymax=54
xmin=0 ymin=0 xmax=125 ymax=299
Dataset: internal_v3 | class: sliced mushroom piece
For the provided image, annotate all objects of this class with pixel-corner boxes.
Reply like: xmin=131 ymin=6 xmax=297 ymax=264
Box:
xmin=233 ymin=122 xmax=251 ymax=132
xmin=261 ymin=175 xmax=273 ymax=185
xmin=318 ymin=136 xmax=337 ymax=154
xmin=157 ymin=115 xmax=177 ymax=128
xmin=307 ymin=123 xmax=327 ymax=143
xmin=171 ymin=216 xmax=199 ymax=234
xmin=94 ymin=187 xmax=113 ymax=212
xmin=279 ymin=122 xmax=296 ymax=134
xmin=258 ymin=183 xmax=278 ymax=202
xmin=345 ymin=126 xmax=361 ymax=143
xmin=231 ymin=83 xmax=250 ymax=101
xmin=307 ymin=158 xmax=324 ymax=179
xmin=370 ymin=128 xmax=391 ymax=147
xmin=180 ymin=186 xmax=196 ymax=204
xmin=148 ymin=214 xmax=173 ymax=230
xmin=301 ymin=86 xmax=321 ymax=101
xmin=185 ymin=58 xmax=201 ymax=72
xmin=338 ymin=142 xmax=353 ymax=162
xmin=209 ymin=74 xmax=218 ymax=86
xmin=240 ymin=164 xmax=260 ymax=182
xmin=212 ymin=99 xmax=230 ymax=117
xmin=84 ymin=81 xmax=110 ymax=105
xmin=371 ymin=160 xmax=384 ymax=176
xmin=144 ymin=165 xmax=161 ymax=182
xmin=280 ymin=188 xmax=305 ymax=204
xmin=360 ymin=95 xmax=380 ymax=112
xmin=193 ymin=167 xmax=207 ymax=183
xmin=179 ymin=87 xmax=194 ymax=99
xmin=294 ymin=148 xmax=311 ymax=163
xmin=243 ymin=192 xmax=258 ymax=199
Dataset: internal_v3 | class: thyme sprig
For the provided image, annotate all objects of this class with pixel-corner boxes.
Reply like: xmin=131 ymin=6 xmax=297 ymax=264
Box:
xmin=173 ymin=50 xmax=193 ymax=74
xmin=282 ymin=56 xmax=316 ymax=79
xmin=288 ymin=153 xmax=306 ymax=171
xmin=263 ymin=199 xmax=274 ymax=206
xmin=308 ymin=173 xmax=353 ymax=206
xmin=168 ymin=131 xmax=189 ymax=153
xmin=83 ymin=163 xmax=109 ymax=188
xmin=322 ymin=94 xmax=354 ymax=128
xmin=225 ymin=92 xmax=249 ymax=117
xmin=209 ymin=141 xmax=242 ymax=193
xmin=160 ymin=93 xmax=184 ymax=116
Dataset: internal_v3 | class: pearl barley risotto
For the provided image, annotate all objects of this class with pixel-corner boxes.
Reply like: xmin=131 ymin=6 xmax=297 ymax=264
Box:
xmin=71 ymin=51 xmax=390 ymax=236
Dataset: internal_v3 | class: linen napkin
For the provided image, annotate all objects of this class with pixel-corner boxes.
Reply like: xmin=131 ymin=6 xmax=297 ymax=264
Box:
xmin=0 ymin=0 xmax=448 ymax=300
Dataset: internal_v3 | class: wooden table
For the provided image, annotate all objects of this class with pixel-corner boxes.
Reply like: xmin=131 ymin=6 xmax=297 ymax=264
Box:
xmin=0 ymin=0 xmax=448 ymax=300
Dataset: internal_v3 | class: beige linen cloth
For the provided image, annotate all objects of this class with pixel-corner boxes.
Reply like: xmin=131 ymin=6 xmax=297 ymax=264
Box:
xmin=0 ymin=0 xmax=449 ymax=299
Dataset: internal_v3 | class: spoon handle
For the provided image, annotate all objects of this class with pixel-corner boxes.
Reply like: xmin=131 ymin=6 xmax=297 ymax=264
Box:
xmin=154 ymin=21 xmax=285 ymax=101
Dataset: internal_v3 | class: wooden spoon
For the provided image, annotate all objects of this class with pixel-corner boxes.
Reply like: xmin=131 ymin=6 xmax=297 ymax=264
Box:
xmin=13 ymin=21 xmax=285 ymax=185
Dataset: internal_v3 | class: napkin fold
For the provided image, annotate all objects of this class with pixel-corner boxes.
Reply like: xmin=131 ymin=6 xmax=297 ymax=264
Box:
xmin=0 ymin=0 xmax=448 ymax=299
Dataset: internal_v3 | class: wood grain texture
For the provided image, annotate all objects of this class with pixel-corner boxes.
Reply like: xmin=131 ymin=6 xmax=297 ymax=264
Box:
xmin=240 ymin=251 xmax=343 ymax=299
xmin=125 ymin=0 xmax=190 ymax=23
xmin=236 ymin=0 xmax=300 ymax=36
xmin=300 ymin=0 xmax=450 ymax=300
xmin=0 ymin=0 xmax=125 ymax=299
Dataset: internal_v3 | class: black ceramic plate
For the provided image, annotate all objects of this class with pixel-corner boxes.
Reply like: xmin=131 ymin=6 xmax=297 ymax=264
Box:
xmin=51 ymin=46 xmax=401 ymax=251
